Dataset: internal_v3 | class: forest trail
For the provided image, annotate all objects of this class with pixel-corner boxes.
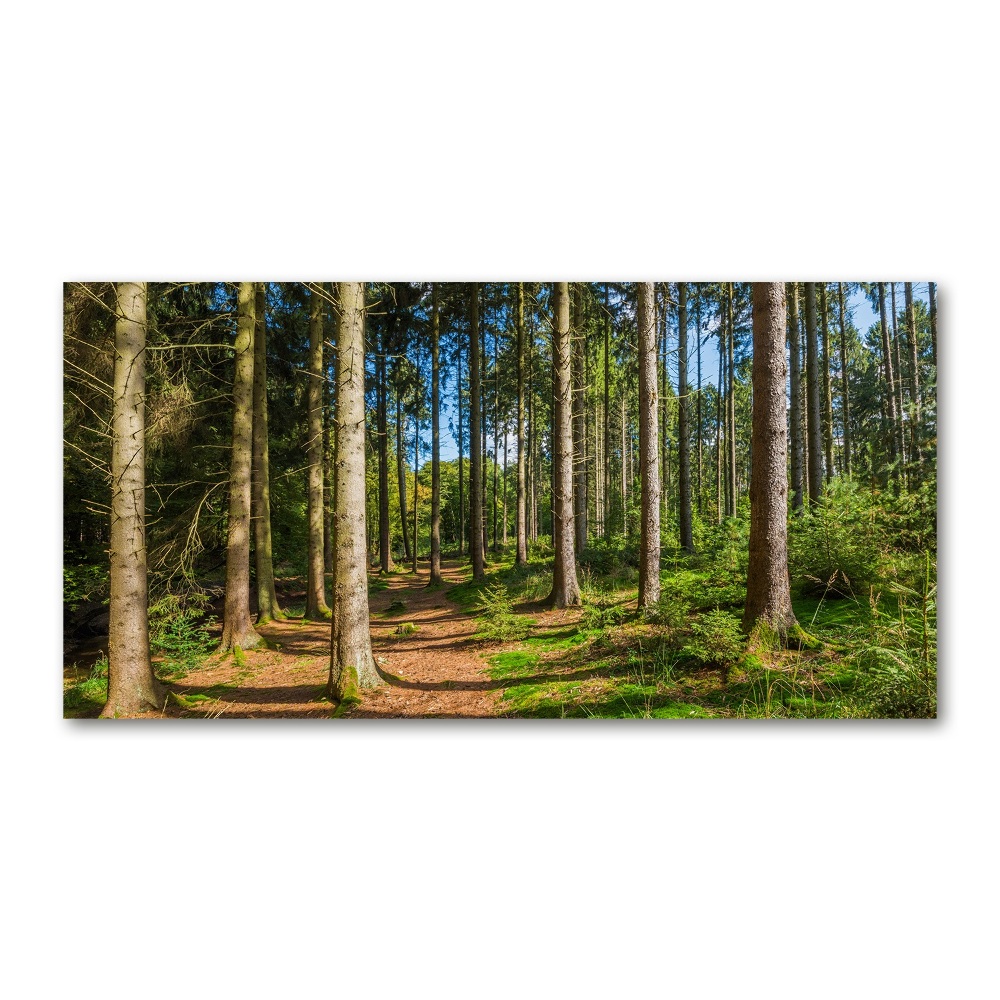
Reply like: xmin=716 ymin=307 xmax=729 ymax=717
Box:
xmin=175 ymin=559 xmax=502 ymax=719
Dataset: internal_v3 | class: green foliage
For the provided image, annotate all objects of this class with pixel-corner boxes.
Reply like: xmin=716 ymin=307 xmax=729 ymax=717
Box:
xmin=681 ymin=609 xmax=744 ymax=667
xmin=384 ymin=599 xmax=408 ymax=616
xmin=473 ymin=582 xmax=530 ymax=643
xmin=149 ymin=592 xmax=217 ymax=676
xmin=581 ymin=593 xmax=628 ymax=630
xmin=63 ymin=564 xmax=109 ymax=612
xmin=63 ymin=654 xmax=109 ymax=717
xmin=393 ymin=622 xmax=419 ymax=637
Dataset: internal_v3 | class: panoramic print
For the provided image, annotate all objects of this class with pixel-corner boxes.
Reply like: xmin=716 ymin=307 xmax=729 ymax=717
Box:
xmin=63 ymin=282 xmax=937 ymax=719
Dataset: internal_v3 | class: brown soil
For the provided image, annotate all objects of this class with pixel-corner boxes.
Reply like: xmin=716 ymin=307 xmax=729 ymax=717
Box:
xmin=168 ymin=558 xmax=504 ymax=719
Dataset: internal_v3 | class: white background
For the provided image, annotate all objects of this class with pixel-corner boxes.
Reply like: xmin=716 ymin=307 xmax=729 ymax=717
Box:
xmin=2 ymin=2 xmax=995 ymax=998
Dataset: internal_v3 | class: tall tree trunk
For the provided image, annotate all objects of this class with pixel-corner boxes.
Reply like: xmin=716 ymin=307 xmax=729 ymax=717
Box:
xmin=457 ymin=327 xmax=465 ymax=557
xmin=727 ymin=283 xmax=737 ymax=516
xmin=547 ymin=282 xmax=581 ymax=608
xmin=659 ymin=290 xmax=668 ymax=532
xmin=695 ymin=286 xmax=703 ymax=518
xmin=837 ymin=282 xmax=852 ymax=477
xmin=716 ymin=300 xmax=723 ymax=525
xmin=890 ymin=282 xmax=908 ymax=471
xmin=328 ymin=281 xmax=378 ymax=701
xmin=469 ymin=283 xmax=485 ymax=580
xmin=102 ymin=281 xmax=164 ymax=716
xmin=637 ymin=282 xmax=661 ymax=609
xmin=743 ymin=283 xmax=798 ymax=635
xmin=805 ymin=282 xmax=823 ymax=504
xmin=396 ymin=391 xmax=411 ymax=562
xmin=516 ymin=282 xmax=528 ymax=565
xmin=502 ymin=428 xmax=509 ymax=547
xmin=877 ymin=282 xmax=900 ymax=476
xmin=621 ymin=395 xmax=628 ymax=538
xmin=603 ymin=283 xmax=612 ymax=540
xmin=820 ymin=283 xmax=835 ymax=481
xmin=677 ymin=283 xmax=693 ymax=551
xmin=305 ymin=285 xmax=331 ymax=619
xmin=251 ymin=281 xmax=284 ymax=623
xmin=429 ymin=283 xmax=442 ymax=585
xmin=928 ymin=281 xmax=937 ymax=371
xmin=492 ymin=314 xmax=500 ymax=553
xmin=788 ymin=282 xmax=805 ymax=512
xmin=376 ymin=310 xmax=393 ymax=573
xmin=481 ymin=288 xmax=488 ymax=556
xmin=905 ymin=281 xmax=922 ymax=452
xmin=220 ymin=282 xmax=263 ymax=651
xmin=412 ymin=400 xmax=419 ymax=575
xmin=572 ymin=283 xmax=587 ymax=552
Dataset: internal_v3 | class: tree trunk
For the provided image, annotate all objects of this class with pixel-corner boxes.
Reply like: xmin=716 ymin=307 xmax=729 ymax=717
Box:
xmin=727 ymin=283 xmax=737 ymax=516
xmin=743 ymin=283 xmax=798 ymax=635
xmin=677 ymin=282 xmax=693 ymax=551
xmin=637 ymin=282 xmax=661 ymax=609
xmin=928 ymin=281 xmax=937 ymax=371
xmin=412 ymin=400 xmax=419 ymax=575
xmin=905 ymin=281 xmax=921 ymax=456
xmin=572 ymin=283 xmax=587 ymax=552
xmin=837 ymin=282 xmax=852 ymax=477
xmin=695 ymin=286 xmax=703 ymax=518
xmin=429 ymin=283 xmax=443 ymax=585
xmin=805 ymin=282 xmax=823 ymax=504
xmin=547 ymin=282 xmax=581 ymax=607
xmin=788 ymin=282 xmax=805 ymax=512
xmin=376 ymin=310 xmax=393 ymax=573
xmin=820 ymin=283 xmax=835 ymax=481
xmin=251 ymin=282 xmax=284 ymax=623
xmin=396 ymin=391 xmax=411 ymax=562
xmin=469 ymin=283 xmax=485 ymax=580
xmin=716 ymin=302 xmax=723 ymax=525
xmin=457 ymin=329 xmax=465 ymax=557
xmin=516 ymin=281 xmax=528 ymax=565
xmin=877 ymin=282 xmax=900 ymax=476
xmin=603 ymin=283 xmax=612 ymax=540
xmin=102 ymin=281 xmax=164 ymax=715
xmin=304 ymin=285 xmax=331 ymax=619
xmin=328 ymin=281 xmax=378 ymax=700
xmin=890 ymin=282 xmax=908 ymax=471
xmin=220 ymin=282 xmax=263 ymax=651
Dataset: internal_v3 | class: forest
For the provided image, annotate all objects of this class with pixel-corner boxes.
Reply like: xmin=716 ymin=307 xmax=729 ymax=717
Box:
xmin=63 ymin=280 xmax=937 ymax=719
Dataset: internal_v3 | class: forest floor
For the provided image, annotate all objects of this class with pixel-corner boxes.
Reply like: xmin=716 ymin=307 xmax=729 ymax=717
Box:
xmin=64 ymin=550 xmax=934 ymax=720
xmin=68 ymin=558 xmax=584 ymax=720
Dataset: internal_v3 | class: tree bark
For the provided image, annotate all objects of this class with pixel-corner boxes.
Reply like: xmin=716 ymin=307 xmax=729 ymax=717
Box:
xmin=805 ymin=282 xmax=823 ymax=504
xmin=677 ymin=282 xmax=693 ymax=551
xmin=329 ymin=281 xmax=378 ymax=700
xmin=788 ymin=282 xmax=805 ymax=512
xmin=877 ymin=282 xmax=900 ymax=475
xmin=603 ymin=283 xmax=611 ymax=540
xmin=396 ymin=390 xmax=411 ymax=562
xmin=304 ymin=285 xmax=331 ymax=619
xmin=820 ymin=283 xmax=835 ymax=481
xmin=516 ymin=281 xmax=528 ymax=565
xmin=102 ymin=281 xmax=164 ymax=715
xmin=743 ymin=283 xmax=798 ymax=635
xmin=928 ymin=281 xmax=937 ymax=371
xmin=220 ymin=282 xmax=263 ymax=651
xmin=727 ymin=283 xmax=737 ymax=516
xmin=429 ymin=283 xmax=442 ymax=585
xmin=457 ymin=328 xmax=465 ymax=556
xmin=890 ymin=282 xmax=908 ymax=470
xmin=905 ymin=281 xmax=921 ymax=447
xmin=469 ymin=283 xmax=485 ymax=580
xmin=251 ymin=282 xmax=284 ymax=623
xmin=547 ymin=282 xmax=581 ymax=607
xmin=637 ymin=282 xmax=661 ymax=609
xmin=837 ymin=282 xmax=852 ymax=477
xmin=376 ymin=306 xmax=393 ymax=573
xmin=572 ymin=283 xmax=587 ymax=552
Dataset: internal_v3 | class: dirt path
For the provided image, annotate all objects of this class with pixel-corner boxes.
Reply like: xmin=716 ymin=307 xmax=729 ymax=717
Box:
xmin=175 ymin=559 xmax=502 ymax=719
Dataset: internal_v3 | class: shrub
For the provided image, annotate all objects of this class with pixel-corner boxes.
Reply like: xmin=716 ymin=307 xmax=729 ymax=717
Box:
xmin=474 ymin=582 xmax=530 ymax=643
xmin=682 ymin=609 xmax=744 ymax=667
xmin=149 ymin=592 xmax=217 ymax=676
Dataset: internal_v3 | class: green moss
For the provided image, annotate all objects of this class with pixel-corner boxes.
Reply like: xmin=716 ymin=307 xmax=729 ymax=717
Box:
xmin=785 ymin=623 xmax=823 ymax=651
xmin=331 ymin=665 xmax=361 ymax=717
xmin=383 ymin=599 xmax=407 ymax=616
xmin=487 ymin=650 xmax=542 ymax=679
xmin=233 ymin=645 xmax=246 ymax=669
xmin=393 ymin=622 xmax=419 ymax=637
